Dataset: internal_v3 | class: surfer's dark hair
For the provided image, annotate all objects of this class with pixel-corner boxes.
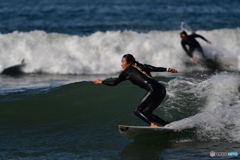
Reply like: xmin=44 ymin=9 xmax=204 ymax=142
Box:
xmin=180 ymin=31 xmax=187 ymax=35
xmin=122 ymin=54 xmax=143 ymax=68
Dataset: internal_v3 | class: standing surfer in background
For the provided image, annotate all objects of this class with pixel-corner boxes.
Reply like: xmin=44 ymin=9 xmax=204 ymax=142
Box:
xmin=180 ymin=31 xmax=212 ymax=62
xmin=94 ymin=54 xmax=178 ymax=127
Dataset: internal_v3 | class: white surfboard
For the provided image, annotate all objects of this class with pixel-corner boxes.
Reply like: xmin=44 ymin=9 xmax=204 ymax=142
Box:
xmin=118 ymin=125 xmax=180 ymax=139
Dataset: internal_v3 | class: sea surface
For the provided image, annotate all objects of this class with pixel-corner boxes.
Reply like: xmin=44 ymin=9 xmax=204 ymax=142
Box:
xmin=1 ymin=0 xmax=240 ymax=159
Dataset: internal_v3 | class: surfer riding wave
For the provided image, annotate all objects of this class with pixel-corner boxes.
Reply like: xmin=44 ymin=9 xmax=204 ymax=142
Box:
xmin=94 ymin=54 xmax=178 ymax=127
xmin=180 ymin=31 xmax=212 ymax=62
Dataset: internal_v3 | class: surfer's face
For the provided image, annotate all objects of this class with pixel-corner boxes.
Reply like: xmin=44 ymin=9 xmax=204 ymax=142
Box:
xmin=181 ymin=33 xmax=188 ymax=40
xmin=121 ymin=57 xmax=131 ymax=70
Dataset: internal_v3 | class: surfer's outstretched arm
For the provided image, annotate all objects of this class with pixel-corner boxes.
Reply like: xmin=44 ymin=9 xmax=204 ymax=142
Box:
xmin=144 ymin=64 xmax=178 ymax=73
xmin=94 ymin=72 xmax=126 ymax=86
xmin=194 ymin=34 xmax=212 ymax=44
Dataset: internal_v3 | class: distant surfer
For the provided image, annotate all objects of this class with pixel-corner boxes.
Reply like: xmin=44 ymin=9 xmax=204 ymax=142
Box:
xmin=180 ymin=31 xmax=211 ymax=62
xmin=1 ymin=59 xmax=26 ymax=75
xmin=94 ymin=54 xmax=178 ymax=127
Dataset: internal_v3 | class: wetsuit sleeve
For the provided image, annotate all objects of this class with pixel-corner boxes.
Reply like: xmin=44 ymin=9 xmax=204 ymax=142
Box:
xmin=181 ymin=40 xmax=193 ymax=58
xmin=144 ymin=64 xmax=167 ymax=72
xmin=193 ymin=33 xmax=208 ymax=42
xmin=102 ymin=72 xmax=127 ymax=86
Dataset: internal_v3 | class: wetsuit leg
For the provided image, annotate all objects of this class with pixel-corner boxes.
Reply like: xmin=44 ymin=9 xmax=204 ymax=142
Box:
xmin=196 ymin=46 xmax=207 ymax=58
xmin=134 ymin=86 xmax=169 ymax=126
xmin=143 ymin=94 xmax=169 ymax=126
xmin=191 ymin=44 xmax=207 ymax=59
xmin=189 ymin=46 xmax=196 ymax=58
xmin=134 ymin=92 xmax=154 ymax=125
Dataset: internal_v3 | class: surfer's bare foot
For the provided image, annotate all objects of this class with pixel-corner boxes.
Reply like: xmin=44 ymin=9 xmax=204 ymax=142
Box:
xmin=150 ymin=123 xmax=158 ymax=127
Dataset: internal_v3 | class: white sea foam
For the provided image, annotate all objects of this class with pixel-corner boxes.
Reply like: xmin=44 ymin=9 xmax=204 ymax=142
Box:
xmin=168 ymin=72 xmax=240 ymax=142
xmin=0 ymin=28 xmax=239 ymax=74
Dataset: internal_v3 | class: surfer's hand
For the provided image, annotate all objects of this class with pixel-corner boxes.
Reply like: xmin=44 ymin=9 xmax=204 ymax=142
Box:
xmin=206 ymin=40 xmax=212 ymax=44
xmin=191 ymin=57 xmax=198 ymax=62
xmin=94 ymin=79 xmax=103 ymax=84
xmin=168 ymin=68 xmax=178 ymax=73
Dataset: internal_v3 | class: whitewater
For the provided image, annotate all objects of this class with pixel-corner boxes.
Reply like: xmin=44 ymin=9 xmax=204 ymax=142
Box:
xmin=1 ymin=0 xmax=240 ymax=159
xmin=165 ymin=72 xmax=240 ymax=142
xmin=0 ymin=28 xmax=239 ymax=75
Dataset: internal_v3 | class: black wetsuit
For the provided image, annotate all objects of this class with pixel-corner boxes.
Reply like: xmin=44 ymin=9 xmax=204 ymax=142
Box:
xmin=102 ymin=64 xmax=169 ymax=126
xmin=181 ymin=33 xmax=208 ymax=58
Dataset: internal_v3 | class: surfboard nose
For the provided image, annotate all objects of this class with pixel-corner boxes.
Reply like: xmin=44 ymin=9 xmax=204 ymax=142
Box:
xmin=118 ymin=125 xmax=129 ymax=131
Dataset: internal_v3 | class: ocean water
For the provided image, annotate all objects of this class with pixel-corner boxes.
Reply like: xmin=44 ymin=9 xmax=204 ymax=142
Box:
xmin=1 ymin=0 xmax=240 ymax=159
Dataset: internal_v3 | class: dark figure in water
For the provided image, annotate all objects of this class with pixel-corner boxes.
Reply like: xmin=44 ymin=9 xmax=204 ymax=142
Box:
xmin=1 ymin=59 xmax=26 ymax=75
xmin=94 ymin=54 xmax=178 ymax=127
xmin=180 ymin=31 xmax=211 ymax=62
